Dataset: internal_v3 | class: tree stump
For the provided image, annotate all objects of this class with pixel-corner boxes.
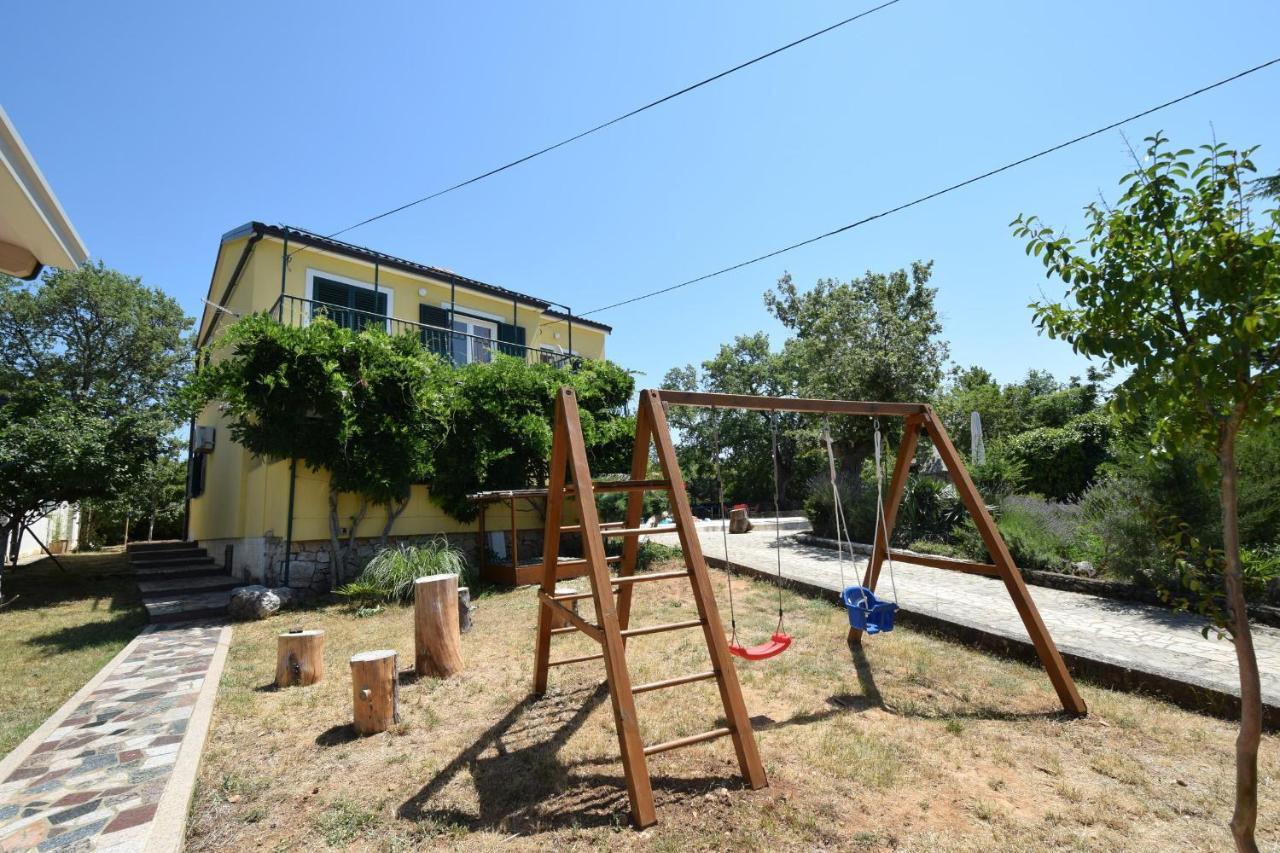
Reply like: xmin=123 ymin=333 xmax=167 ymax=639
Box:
xmin=350 ymin=650 xmax=398 ymax=735
xmin=550 ymin=584 xmax=578 ymax=628
xmin=729 ymin=507 xmax=753 ymax=534
xmin=458 ymin=586 xmax=474 ymax=634
xmin=275 ymin=629 xmax=324 ymax=687
xmin=414 ymin=574 xmax=463 ymax=677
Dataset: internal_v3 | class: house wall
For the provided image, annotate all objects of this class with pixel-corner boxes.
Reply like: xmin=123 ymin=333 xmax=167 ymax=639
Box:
xmin=189 ymin=235 xmax=607 ymax=586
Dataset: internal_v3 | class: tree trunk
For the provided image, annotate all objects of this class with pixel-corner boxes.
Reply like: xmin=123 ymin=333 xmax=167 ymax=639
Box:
xmin=1219 ymin=426 xmax=1262 ymax=853
xmin=350 ymin=649 xmax=398 ymax=735
xmin=148 ymin=510 xmax=156 ymax=543
xmin=326 ymin=487 xmax=344 ymax=589
xmin=276 ymin=629 xmax=325 ymax=687
xmin=378 ymin=497 xmax=410 ymax=547
xmin=122 ymin=515 xmax=130 ymax=548
xmin=414 ymin=574 xmax=463 ymax=677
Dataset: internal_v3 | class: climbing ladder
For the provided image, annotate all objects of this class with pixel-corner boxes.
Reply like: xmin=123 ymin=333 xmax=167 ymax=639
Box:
xmin=532 ymin=387 xmax=767 ymax=828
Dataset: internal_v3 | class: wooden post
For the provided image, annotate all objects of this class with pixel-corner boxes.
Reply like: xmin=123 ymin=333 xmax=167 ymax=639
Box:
xmin=922 ymin=407 xmax=1087 ymax=716
xmin=275 ymin=629 xmax=324 ymax=687
xmin=550 ymin=584 xmax=578 ymax=628
xmin=458 ymin=586 xmax=474 ymax=633
xmin=350 ymin=649 xmax=398 ymax=735
xmin=414 ymin=574 xmax=463 ymax=677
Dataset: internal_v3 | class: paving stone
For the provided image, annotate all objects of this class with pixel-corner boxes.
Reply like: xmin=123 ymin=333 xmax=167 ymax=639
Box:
xmin=0 ymin=625 xmax=223 ymax=851
xmin=654 ymin=525 xmax=1280 ymax=706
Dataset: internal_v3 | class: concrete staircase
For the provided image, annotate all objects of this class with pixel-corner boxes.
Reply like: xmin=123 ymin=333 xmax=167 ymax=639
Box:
xmin=129 ymin=541 xmax=240 ymax=623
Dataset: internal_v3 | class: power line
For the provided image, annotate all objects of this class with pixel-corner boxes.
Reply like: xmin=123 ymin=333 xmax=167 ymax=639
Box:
xmin=576 ymin=55 xmax=1280 ymax=318
xmin=291 ymin=0 xmax=905 ymax=256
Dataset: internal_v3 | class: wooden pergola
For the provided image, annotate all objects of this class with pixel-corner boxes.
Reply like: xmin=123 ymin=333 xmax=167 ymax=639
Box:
xmin=468 ymin=487 xmax=552 ymax=586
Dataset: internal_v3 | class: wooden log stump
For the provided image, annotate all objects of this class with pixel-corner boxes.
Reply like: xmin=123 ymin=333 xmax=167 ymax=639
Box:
xmin=729 ymin=507 xmax=753 ymax=534
xmin=414 ymin=574 xmax=463 ymax=677
xmin=350 ymin=649 xmax=398 ymax=735
xmin=275 ymin=629 xmax=324 ymax=688
xmin=458 ymin=586 xmax=474 ymax=634
xmin=550 ymin=584 xmax=578 ymax=628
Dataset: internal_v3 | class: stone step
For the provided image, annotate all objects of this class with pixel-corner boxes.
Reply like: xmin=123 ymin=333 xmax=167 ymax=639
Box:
xmin=142 ymin=589 xmax=237 ymax=623
xmin=137 ymin=574 xmax=239 ymax=596
xmin=127 ymin=539 xmax=195 ymax=553
xmin=130 ymin=546 xmax=207 ymax=559
xmin=130 ymin=554 xmax=214 ymax=569
xmin=133 ymin=563 xmax=226 ymax=582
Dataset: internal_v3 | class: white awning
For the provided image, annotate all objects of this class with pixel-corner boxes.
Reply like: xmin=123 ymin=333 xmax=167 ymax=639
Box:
xmin=0 ymin=104 xmax=88 ymax=278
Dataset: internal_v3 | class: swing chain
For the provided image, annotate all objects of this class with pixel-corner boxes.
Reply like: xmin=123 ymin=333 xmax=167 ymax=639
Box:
xmin=872 ymin=417 xmax=899 ymax=604
xmin=769 ymin=411 xmax=784 ymax=632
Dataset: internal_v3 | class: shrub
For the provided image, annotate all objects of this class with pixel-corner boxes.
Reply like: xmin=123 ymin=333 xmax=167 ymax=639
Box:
xmin=996 ymin=412 xmax=1112 ymax=501
xmin=967 ymin=450 xmax=1026 ymax=503
xmin=895 ymin=478 xmax=965 ymax=543
xmin=803 ymin=470 xmax=877 ymax=543
xmin=336 ymin=539 xmax=473 ymax=604
xmin=954 ymin=495 xmax=1085 ymax=572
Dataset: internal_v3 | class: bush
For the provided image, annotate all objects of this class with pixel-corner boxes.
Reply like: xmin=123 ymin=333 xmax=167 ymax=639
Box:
xmin=802 ymin=470 xmax=877 ymax=543
xmin=996 ymin=412 xmax=1112 ymax=501
xmin=954 ymin=495 xmax=1085 ymax=572
xmin=336 ymin=539 xmax=473 ymax=604
xmin=896 ymin=478 xmax=965 ymax=543
xmin=967 ymin=450 xmax=1026 ymax=503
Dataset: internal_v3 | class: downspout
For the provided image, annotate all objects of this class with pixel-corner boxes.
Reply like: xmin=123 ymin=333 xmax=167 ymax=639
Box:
xmin=278 ymin=234 xmax=288 ymax=319
xmin=449 ymin=281 xmax=456 ymax=363
xmin=283 ymin=457 xmax=297 ymax=585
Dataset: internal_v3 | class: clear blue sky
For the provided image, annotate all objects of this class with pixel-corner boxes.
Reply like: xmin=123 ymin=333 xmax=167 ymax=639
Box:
xmin=6 ymin=1 xmax=1279 ymax=389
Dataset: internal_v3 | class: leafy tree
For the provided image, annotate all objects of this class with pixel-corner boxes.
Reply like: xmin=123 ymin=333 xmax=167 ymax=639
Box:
xmin=1014 ymin=134 xmax=1279 ymax=851
xmin=662 ymin=333 xmax=815 ymax=508
xmin=996 ymin=412 xmax=1112 ymax=501
xmin=0 ymin=263 xmax=191 ymax=598
xmin=428 ymin=356 xmax=635 ymax=521
xmin=80 ymin=438 xmax=188 ymax=545
xmin=764 ymin=262 xmax=949 ymax=477
xmin=190 ymin=314 xmax=454 ymax=576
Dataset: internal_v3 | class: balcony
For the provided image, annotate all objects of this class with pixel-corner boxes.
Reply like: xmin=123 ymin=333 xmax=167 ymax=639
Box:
xmin=270 ymin=294 xmax=580 ymax=369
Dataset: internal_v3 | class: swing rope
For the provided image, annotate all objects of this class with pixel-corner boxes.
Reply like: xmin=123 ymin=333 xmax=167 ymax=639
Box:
xmin=769 ymin=411 xmax=785 ymax=634
xmin=822 ymin=417 xmax=850 ymax=594
xmin=872 ymin=418 xmax=899 ymax=603
xmin=712 ymin=406 xmax=738 ymax=646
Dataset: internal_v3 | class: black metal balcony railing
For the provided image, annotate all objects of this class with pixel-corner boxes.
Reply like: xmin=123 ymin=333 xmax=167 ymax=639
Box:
xmin=270 ymin=294 xmax=580 ymax=369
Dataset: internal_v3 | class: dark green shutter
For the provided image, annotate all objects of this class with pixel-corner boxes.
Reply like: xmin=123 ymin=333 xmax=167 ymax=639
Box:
xmin=419 ymin=304 xmax=450 ymax=357
xmin=496 ymin=322 xmax=526 ymax=357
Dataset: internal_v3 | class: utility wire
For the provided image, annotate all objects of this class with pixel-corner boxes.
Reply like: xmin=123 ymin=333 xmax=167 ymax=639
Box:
xmin=576 ymin=55 xmax=1280 ymax=318
xmin=291 ymin=0 xmax=904 ymax=256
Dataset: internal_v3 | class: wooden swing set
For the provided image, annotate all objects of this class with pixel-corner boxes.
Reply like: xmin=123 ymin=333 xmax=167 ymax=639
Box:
xmin=532 ymin=387 xmax=1086 ymax=828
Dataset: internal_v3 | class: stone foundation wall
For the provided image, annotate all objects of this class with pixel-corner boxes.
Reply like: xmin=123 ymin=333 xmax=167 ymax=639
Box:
xmin=261 ymin=529 xmax=551 ymax=592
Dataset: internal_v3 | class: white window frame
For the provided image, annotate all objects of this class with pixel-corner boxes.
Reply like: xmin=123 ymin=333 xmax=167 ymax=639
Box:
xmin=303 ymin=268 xmax=394 ymax=331
xmin=450 ymin=315 xmax=499 ymax=364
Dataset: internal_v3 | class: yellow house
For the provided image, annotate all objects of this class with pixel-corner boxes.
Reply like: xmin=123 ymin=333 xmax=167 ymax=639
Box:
xmin=189 ymin=222 xmax=611 ymax=590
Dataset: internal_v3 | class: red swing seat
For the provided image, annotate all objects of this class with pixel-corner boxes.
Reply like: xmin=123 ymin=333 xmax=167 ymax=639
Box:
xmin=729 ymin=631 xmax=793 ymax=661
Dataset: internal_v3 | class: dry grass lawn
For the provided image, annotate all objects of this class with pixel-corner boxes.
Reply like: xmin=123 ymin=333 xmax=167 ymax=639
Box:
xmin=0 ymin=551 xmax=145 ymax=757
xmin=188 ymin=563 xmax=1277 ymax=851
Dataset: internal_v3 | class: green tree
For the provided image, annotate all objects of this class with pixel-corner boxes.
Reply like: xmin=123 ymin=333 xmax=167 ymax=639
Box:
xmin=190 ymin=314 xmax=454 ymax=576
xmin=1014 ymin=134 xmax=1279 ymax=851
xmin=764 ymin=262 xmax=949 ymax=477
xmin=0 ymin=263 xmax=191 ymax=598
xmin=428 ymin=356 xmax=635 ymax=521
xmin=662 ymin=333 xmax=814 ymax=507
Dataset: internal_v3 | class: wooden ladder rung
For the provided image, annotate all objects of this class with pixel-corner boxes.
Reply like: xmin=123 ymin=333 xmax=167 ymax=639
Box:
xmin=631 ymin=670 xmax=718 ymax=694
xmin=565 ymin=478 xmax=672 ymax=494
xmin=611 ymin=570 xmax=690 ymax=585
xmin=643 ymin=727 xmax=733 ymax=757
xmin=550 ymin=626 xmax=582 ymax=635
xmin=604 ymin=525 xmax=678 ymax=537
xmin=620 ymin=619 xmax=704 ymax=639
xmin=548 ymin=652 xmax=605 ymax=667
xmin=559 ymin=521 xmax=626 ymax=533
xmin=555 ymin=555 xmax=622 ymax=570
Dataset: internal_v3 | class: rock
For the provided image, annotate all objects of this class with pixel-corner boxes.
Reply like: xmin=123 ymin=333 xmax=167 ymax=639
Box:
xmin=228 ymin=585 xmax=283 ymax=620
xmin=1071 ymin=561 xmax=1097 ymax=578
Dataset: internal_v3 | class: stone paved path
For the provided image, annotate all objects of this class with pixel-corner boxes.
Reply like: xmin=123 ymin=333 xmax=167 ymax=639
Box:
xmin=0 ymin=624 xmax=229 ymax=852
xmin=652 ymin=524 xmax=1280 ymax=707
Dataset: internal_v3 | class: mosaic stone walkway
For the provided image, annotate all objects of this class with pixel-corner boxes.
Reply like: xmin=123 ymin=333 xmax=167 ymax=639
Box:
xmin=0 ymin=624 xmax=229 ymax=852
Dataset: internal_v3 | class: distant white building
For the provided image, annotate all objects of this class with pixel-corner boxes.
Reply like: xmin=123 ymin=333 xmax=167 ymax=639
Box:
xmin=11 ymin=503 xmax=80 ymax=561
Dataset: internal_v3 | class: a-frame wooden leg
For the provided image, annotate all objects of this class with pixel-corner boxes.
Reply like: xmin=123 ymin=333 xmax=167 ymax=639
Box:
xmin=616 ymin=400 xmax=653 ymax=631
xmin=922 ymin=407 xmax=1087 ymax=716
xmin=851 ymin=416 xmax=922 ymax=645
xmin=641 ymin=391 xmax=768 ymax=791
xmin=561 ymin=388 xmax=658 ymax=826
xmin=532 ymin=396 xmax=572 ymax=697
